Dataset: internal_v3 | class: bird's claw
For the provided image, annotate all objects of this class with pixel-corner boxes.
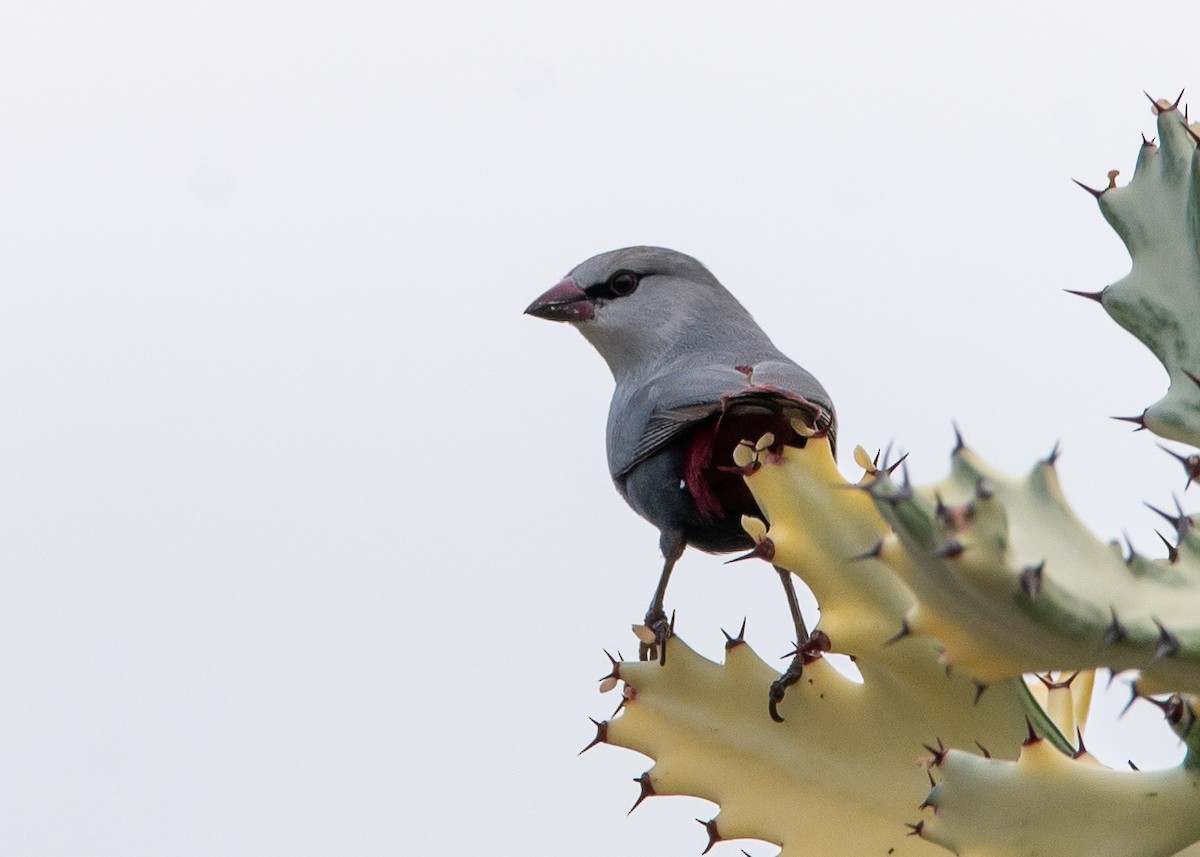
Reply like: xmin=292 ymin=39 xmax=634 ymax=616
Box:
xmin=636 ymin=610 xmax=674 ymax=665
xmin=768 ymin=629 xmax=832 ymax=722
xmin=768 ymin=659 xmax=804 ymax=723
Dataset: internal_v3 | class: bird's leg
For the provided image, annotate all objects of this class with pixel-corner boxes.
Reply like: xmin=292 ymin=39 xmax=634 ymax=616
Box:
xmin=769 ymin=566 xmax=813 ymax=723
xmin=640 ymin=534 xmax=684 ymax=665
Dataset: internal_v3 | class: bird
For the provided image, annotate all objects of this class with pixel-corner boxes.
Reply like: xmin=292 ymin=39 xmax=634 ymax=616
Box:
xmin=525 ymin=246 xmax=836 ymax=720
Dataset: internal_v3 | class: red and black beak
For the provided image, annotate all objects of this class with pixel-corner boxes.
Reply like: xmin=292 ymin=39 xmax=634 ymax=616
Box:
xmin=525 ymin=278 xmax=595 ymax=322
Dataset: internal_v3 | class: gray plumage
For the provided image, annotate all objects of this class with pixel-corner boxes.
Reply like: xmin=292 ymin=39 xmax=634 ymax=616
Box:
xmin=526 ymin=245 xmax=836 ymax=687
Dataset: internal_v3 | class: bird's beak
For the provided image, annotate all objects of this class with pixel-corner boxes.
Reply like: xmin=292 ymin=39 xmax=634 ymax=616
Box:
xmin=524 ymin=278 xmax=595 ymax=322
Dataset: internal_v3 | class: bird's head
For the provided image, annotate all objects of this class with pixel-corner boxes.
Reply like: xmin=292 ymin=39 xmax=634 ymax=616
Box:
xmin=526 ymin=246 xmax=756 ymax=379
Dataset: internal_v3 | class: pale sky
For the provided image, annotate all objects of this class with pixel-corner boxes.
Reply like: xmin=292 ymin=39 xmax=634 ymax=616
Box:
xmin=2 ymin=2 xmax=1197 ymax=855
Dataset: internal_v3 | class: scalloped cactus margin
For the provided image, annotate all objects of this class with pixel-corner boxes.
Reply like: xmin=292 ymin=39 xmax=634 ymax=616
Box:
xmin=582 ymin=93 xmax=1200 ymax=857
xmin=1073 ymin=91 xmax=1200 ymax=461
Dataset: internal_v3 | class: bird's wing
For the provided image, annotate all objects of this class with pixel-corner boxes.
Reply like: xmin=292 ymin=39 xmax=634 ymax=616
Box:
xmin=610 ymin=359 xmax=836 ymax=479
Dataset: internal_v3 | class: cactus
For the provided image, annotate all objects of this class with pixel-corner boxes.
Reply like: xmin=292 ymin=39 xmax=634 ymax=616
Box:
xmin=581 ymin=94 xmax=1200 ymax=856
xmin=1072 ymin=91 xmax=1200 ymax=457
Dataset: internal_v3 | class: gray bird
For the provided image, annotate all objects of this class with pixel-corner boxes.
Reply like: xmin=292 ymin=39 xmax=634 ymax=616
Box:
xmin=526 ymin=246 xmax=836 ymax=720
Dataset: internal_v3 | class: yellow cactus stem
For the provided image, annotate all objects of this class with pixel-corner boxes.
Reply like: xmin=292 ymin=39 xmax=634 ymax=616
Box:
xmin=920 ymin=736 xmax=1200 ymax=856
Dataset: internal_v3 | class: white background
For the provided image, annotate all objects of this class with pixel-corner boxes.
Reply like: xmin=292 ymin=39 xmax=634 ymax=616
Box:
xmin=2 ymin=2 xmax=1197 ymax=854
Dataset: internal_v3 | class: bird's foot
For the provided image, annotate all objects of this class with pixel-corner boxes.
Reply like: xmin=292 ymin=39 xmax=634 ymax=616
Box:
xmin=768 ymin=629 xmax=831 ymax=723
xmin=634 ymin=610 xmax=675 ymax=665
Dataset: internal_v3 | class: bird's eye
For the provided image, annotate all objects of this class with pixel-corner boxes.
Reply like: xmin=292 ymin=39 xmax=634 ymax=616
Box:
xmin=606 ymin=270 xmax=640 ymax=297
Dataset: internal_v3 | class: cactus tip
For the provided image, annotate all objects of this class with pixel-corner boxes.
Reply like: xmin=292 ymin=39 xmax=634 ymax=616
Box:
xmin=1154 ymin=529 xmax=1180 ymax=563
xmin=923 ymin=737 xmax=949 ymax=766
xmin=1102 ymin=606 xmax=1128 ymax=648
xmin=1070 ymin=178 xmax=1106 ymax=199
xmin=579 ymin=718 xmax=609 ymax=754
xmin=1150 ymin=617 xmax=1181 ymax=663
xmin=722 ymin=617 xmax=748 ymax=649
xmin=972 ymin=680 xmax=988 ymax=706
xmin=1019 ymin=561 xmax=1045 ymax=601
xmin=1112 ymin=412 xmax=1147 ymax=431
xmin=696 ymin=817 xmax=722 ymax=855
xmin=951 ymin=421 xmax=966 ymax=454
xmin=1064 ymin=287 xmax=1106 ymax=303
xmin=1157 ymin=443 xmax=1200 ymax=490
xmin=885 ymin=618 xmax=913 ymax=647
xmin=885 ymin=451 xmax=910 ymax=477
xmin=725 ymin=537 xmax=776 ymax=564
xmin=933 ymin=539 xmax=966 ymax=559
xmin=628 ymin=771 xmax=656 ymax=814
xmin=1072 ymin=726 xmax=1088 ymax=759
xmin=1145 ymin=88 xmax=1184 ymax=113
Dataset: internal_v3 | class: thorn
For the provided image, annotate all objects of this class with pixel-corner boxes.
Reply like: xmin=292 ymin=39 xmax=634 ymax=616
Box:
xmin=975 ymin=477 xmax=994 ymax=500
xmin=1045 ymin=440 xmax=1061 ymax=466
xmin=1145 ymin=89 xmax=1185 ymax=113
xmin=1173 ymin=493 xmax=1190 ymax=523
xmin=696 ymin=817 xmax=721 ymax=855
xmin=722 ymin=617 xmax=748 ymax=649
xmin=1120 ymin=680 xmax=1142 ymax=718
xmin=885 ymin=618 xmax=912 ymax=646
xmin=1158 ymin=443 xmax=1200 ymax=490
xmin=923 ymin=737 xmax=949 ymax=766
xmin=1142 ymin=132 xmax=1157 ymax=146
xmin=1071 ymin=179 xmax=1105 ymax=199
xmin=847 ymin=538 xmax=884 ymax=562
xmin=933 ymin=539 xmax=965 ymax=559
xmin=1122 ymin=531 xmax=1138 ymax=565
xmin=1144 ymin=500 xmax=1186 ymax=533
xmin=725 ymin=537 xmax=775 ymax=564
xmin=975 ymin=741 xmax=991 ymax=759
xmin=1185 ymin=123 xmax=1200 ymax=146
xmin=1112 ymin=412 xmax=1147 ymax=431
xmin=1023 ymin=716 xmax=1041 ymax=746
xmin=1128 ymin=760 xmax=1140 ymax=771
xmin=1151 ymin=617 xmax=1181 ymax=663
xmin=599 ymin=650 xmax=622 ymax=687
xmin=579 ymin=718 xmax=609 ymax=754
xmin=1146 ymin=693 xmax=1189 ymax=726
xmin=1035 ymin=671 xmax=1080 ymax=691
xmin=885 ymin=452 xmax=910 ymax=476
xmin=972 ymin=680 xmax=988 ymax=706
xmin=628 ymin=772 xmax=655 ymax=814
xmin=934 ymin=492 xmax=948 ymax=520
xmin=1019 ymin=562 xmax=1045 ymax=600
xmin=1186 ymin=368 xmax=1200 ymax=390
xmin=905 ymin=820 xmax=925 ymax=837
xmin=951 ymin=421 xmax=966 ymax=454
xmin=801 ymin=630 xmax=833 ymax=661
xmin=1155 ymin=530 xmax=1180 ymax=563
xmin=1073 ymin=727 xmax=1088 ymax=759
xmin=1104 ymin=606 xmax=1127 ymax=646
xmin=925 ymin=767 xmax=936 ymax=788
